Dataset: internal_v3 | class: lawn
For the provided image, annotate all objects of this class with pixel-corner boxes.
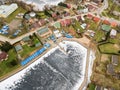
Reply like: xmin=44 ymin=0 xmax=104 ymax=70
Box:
xmin=107 ymin=33 xmax=120 ymax=44
xmin=72 ymin=20 xmax=84 ymax=33
xmin=0 ymin=49 xmax=20 ymax=77
xmin=102 ymin=0 xmax=120 ymax=20
xmin=99 ymin=43 xmax=120 ymax=54
xmin=93 ymin=30 xmax=106 ymax=42
xmin=5 ymin=6 xmax=27 ymax=23
xmin=89 ymin=83 xmax=95 ymax=90
xmin=20 ymin=43 xmax=42 ymax=59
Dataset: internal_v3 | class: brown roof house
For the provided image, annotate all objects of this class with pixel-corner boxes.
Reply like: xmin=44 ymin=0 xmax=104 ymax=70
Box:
xmin=0 ymin=51 xmax=8 ymax=61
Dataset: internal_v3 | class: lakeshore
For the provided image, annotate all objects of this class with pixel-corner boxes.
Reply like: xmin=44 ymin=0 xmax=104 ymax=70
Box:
xmin=0 ymin=36 xmax=96 ymax=90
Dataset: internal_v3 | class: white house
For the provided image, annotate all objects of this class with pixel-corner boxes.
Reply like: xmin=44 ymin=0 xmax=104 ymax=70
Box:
xmin=110 ymin=29 xmax=117 ymax=38
xmin=0 ymin=3 xmax=18 ymax=18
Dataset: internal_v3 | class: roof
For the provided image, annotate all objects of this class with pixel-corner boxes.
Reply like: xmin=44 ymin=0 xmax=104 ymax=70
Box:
xmin=87 ymin=14 xmax=93 ymax=19
xmin=112 ymin=55 xmax=118 ymax=65
xmin=38 ymin=27 xmax=49 ymax=35
xmin=54 ymin=22 xmax=61 ymax=28
xmin=102 ymin=24 xmax=111 ymax=32
xmin=107 ymin=64 xmax=115 ymax=75
xmin=22 ymin=36 xmax=31 ymax=42
xmin=103 ymin=20 xmax=110 ymax=25
xmin=0 ymin=51 xmax=8 ymax=61
xmin=60 ymin=19 xmax=71 ymax=26
xmin=15 ymin=44 xmax=22 ymax=52
xmin=93 ymin=17 xmax=100 ymax=22
xmin=110 ymin=29 xmax=117 ymax=36
xmin=110 ymin=22 xmax=117 ymax=27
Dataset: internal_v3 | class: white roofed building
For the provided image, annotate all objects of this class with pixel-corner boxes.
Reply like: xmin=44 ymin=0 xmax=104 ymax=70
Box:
xmin=0 ymin=3 xmax=18 ymax=18
xmin=110 ymin=29 xmax=117 ymax=38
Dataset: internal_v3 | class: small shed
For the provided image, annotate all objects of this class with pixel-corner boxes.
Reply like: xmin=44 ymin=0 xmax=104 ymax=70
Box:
xmin=110 ymin=29 xmax=117 ymax=38
xmin=111 ymin=55 xmax=118 ymax=66
xmin=15 ymin=44 xmax=23 ymax=52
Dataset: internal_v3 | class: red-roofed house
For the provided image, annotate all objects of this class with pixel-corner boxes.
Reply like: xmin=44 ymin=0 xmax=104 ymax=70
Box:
xmin=0 ymin=51 xmax=8 ymax=61
xmin=67 ymin=4 xmax=71 ymax=9
xmin=93 ymin=17 xmax=100 ymax=22
xmin=103 ymin=20 xmax=110 ymax=25
xmin=60 ymin=19 xmax=71 ymax=27
xmin=87 ymin=14 xmax=93 ymax=19
xmin=111 ymin=22 xmax=118 ymax=27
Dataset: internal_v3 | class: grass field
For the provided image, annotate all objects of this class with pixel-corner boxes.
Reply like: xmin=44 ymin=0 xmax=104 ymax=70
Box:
xmin=99 ymin=43 xmax=120 ymax=54
xmin=0 ymin=49 xmax=20 ymax=77
xmin=5 ymin=6 xmax=26 ymax=23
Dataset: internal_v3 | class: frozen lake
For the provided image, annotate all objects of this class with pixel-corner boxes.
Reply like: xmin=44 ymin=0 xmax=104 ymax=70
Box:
xmin=0 ymin=41 xmax=95 ymax=90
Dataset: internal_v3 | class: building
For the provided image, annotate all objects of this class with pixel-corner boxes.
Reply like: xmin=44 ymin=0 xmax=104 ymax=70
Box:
xmin=107 ymin=64 xmax=115 ymax=75
xmin=110 ymin=29 xmax=117 ymax=38
xmin=0 ymin=50 xmax=8 ymax=61
xmin=37 ymin=27 xmax=52 ymax=38
xmin=93 ymin=17 xmax=100 ymax=22
xmin=111 ymin=55 xmax=118 ymax=66
xmin=101 ymin=24 xmax=111 ymax=32
xmin=0 ymin=3 xmax=18 ymax=18
xmin=15 ymin=44 xmax=23 ymax=53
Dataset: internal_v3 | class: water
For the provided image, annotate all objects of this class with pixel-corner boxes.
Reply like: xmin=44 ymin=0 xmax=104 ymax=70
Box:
xmin=0 ymin=41 xmax=88 ymax=90
xmin=21 ymin=0 xmax=65 ymax=11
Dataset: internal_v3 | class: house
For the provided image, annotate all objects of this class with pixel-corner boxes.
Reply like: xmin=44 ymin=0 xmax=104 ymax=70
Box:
xmin=15 ymin=44 xmax=23 ymax=52
xmin=0 ymin=3 xmax=18 ymax=18
xmin=107 ymin=64 xmax=115 ymax=75
xmin=37 ymin=27 xmax=52 ymax=38
xmin=22 ymin=36 xmax=31 ymax=42
xmin=103 ymin=20 xmax=110 ymax=25
xmin=0 ymin=51 xmax=8 ymax=61
xmin=101 ymin=24 xmax=111 ymax=32
xmin=110 ymin=22 xmax=117 ymax=27
xmin=53 ymin=30 xmax=62 ymax=38
xmin=81 ymin=23 xmax=87 ymax=29
xmin=87 ymin=14 xmax=93 ymax=19
xmin=111 ymin=55 xmax=118 ymax=66
xmin=54 ymin=22 xmax=61 ymax=29
xmin=93 ymin=17 xmax=100 ymax=22
xmin=77 ymin=16 xmax=82 ymax=21
xmin=60 ymin=19 xmax=71 ymax=27
xmin=110 ymin=29 xmax=117 ymax=38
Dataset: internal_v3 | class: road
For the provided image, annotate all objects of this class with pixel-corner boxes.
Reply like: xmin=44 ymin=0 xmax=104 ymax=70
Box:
xmin=1 ymin=0 xmax=120 ymax=45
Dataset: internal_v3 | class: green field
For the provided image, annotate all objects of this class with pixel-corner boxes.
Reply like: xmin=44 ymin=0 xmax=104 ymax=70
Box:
xmin=99 ymin=43 xmax=120 ymax=54
xmin=5 ymin=6 xmax=27 ymax=23
xmin=0 ymin=49 xmax=20 ymax=76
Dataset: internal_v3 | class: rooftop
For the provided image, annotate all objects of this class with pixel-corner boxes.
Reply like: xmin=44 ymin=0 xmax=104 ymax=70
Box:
xmin=111 ymin=55 xmax=119 ymax=65
xmin=101 ymin=24 xmax=111 ymax=32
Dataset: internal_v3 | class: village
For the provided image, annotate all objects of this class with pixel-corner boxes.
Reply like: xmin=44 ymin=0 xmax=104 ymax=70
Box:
xmin=0 ymin=0 xmax=120 ymax=90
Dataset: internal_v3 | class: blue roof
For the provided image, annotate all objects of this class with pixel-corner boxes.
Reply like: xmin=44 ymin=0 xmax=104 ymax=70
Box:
xmin=65 ymin=34 xmax=73 ymax=38
xmin=21 ymin=47 xmax=46 ymax=66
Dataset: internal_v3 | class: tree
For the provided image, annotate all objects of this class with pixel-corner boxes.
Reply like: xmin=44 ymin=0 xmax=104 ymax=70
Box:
xmin=0 ymin=42 xmax=13 ymax=52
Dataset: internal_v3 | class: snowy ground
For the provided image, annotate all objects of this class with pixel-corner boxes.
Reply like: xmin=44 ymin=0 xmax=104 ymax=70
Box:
xmin=21 ymin=0 xmax=65 ymax=11
xmin=0 ymin=41 xmax=95 ymax=90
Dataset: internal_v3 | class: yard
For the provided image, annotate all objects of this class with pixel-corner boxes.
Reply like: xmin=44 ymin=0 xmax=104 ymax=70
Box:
xmin=0 ymin=49 xmax=20 ymax=77
xmin=102 ymin=0 xmax=120 ymax=20
xmin=99 ymin=43 xmax=120 ymax=54
xmin=88 ymin=83 xmax=95 ymax=90
xmin=20 ymin=35 xmax=42 ymax=59
xmin=93 ymin=30 xmax=106 ymax=42
xmin=5 ymin=6 xmax=27 ymax=23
